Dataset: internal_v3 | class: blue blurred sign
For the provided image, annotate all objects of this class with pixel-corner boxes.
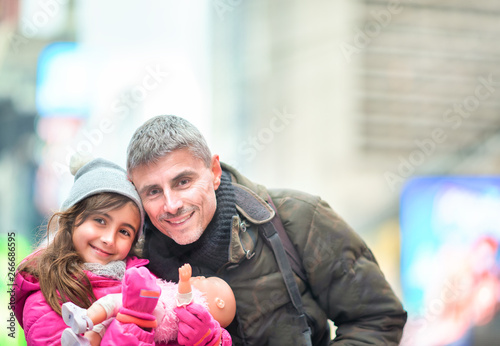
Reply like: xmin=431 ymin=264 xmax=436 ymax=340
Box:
xmin=36 ymin=42 xmax=90 ymax=118
xmin=400 ymin=176 xmax=500 ymax=345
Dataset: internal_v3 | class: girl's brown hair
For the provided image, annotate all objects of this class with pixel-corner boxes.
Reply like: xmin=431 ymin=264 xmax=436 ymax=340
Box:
xmin=18 ymin=192 xmax=141 ymax=315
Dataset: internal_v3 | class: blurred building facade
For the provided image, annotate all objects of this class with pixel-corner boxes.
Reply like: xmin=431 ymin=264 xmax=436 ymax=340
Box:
xmin=212 ymin=0 xmax=500 ymax=233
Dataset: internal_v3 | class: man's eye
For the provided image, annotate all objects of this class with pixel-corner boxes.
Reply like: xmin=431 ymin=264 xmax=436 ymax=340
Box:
xmin=149 ymin=188 xmax=160 ymax=196
xmin=179 ymin=179 xmax=190 ymax=186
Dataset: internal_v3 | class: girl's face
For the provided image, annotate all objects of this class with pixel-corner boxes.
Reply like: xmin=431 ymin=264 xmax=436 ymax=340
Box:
xmin=72 ymin=202 xmax=140 ymax=265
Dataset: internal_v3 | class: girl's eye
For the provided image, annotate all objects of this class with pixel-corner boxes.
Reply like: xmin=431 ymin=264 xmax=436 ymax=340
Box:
xmin=94 ymin=218 xmax=105 ymax=225
xmin=119 ymin=229 xmax=131 ymax=237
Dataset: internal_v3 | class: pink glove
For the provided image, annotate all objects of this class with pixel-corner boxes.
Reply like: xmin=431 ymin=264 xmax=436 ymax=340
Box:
xmin=116 ymin=266 xmax=161 ymax=329
xmin=220 ymin=329 xmax=232 ymax=346
xmin=175 ymin=303 xmax=222 ymax=346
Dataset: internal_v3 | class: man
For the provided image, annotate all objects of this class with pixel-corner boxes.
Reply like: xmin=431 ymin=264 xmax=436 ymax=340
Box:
xmin=127 ymin=115 xmax=407 ymax=345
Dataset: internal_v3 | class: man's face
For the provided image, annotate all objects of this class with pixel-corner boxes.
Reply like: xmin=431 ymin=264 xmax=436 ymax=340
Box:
xmin=130 ymin=148 xmax=222 ymax=245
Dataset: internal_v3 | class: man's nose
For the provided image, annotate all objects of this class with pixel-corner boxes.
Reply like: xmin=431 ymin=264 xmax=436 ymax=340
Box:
xmin=163 ymin=189 xmax=183 ymax=214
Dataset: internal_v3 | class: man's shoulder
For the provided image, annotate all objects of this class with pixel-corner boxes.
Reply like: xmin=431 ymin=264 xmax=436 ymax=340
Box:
xmin=222 ymin=162 xmax=321 ymax=207
xmin=267 ymin=188 xmax=321 ymax=208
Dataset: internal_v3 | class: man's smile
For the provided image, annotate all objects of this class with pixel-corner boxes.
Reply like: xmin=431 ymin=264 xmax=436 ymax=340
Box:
xmin=162 ymin=211 xmax=194 ymax=225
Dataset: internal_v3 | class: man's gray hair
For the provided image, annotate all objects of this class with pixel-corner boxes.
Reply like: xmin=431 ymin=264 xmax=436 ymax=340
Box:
xmin=127 ymin=115 xmax=212 ymax=172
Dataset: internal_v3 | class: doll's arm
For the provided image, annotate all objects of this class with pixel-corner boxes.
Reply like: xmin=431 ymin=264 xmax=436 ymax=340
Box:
xmin=177 ymin=263 xmax=193 ymax=306
xmin=175 ymin=264 xmax=235 ymax=345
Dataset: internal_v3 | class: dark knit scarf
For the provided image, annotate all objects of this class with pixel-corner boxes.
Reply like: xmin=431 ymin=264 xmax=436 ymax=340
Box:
xmin=143 ymin=170 xmax=235 ymax=282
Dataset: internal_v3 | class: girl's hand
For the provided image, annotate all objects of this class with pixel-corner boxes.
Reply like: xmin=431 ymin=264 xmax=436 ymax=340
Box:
xmin=175 ymin=303 xmax=222 ymax=346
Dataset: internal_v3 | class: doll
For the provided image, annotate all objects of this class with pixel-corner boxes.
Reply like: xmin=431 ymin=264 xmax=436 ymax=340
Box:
xmin=62 ymin=263 xmax=235 ymax=345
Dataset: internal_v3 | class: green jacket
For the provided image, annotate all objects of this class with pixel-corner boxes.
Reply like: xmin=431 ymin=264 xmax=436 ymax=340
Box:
xmin=220 ymin=163 xmax=407 ymax=345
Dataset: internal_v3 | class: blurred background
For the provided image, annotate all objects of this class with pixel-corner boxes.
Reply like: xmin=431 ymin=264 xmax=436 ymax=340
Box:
xmin=1 ymin=0 xmax=500 ymax=345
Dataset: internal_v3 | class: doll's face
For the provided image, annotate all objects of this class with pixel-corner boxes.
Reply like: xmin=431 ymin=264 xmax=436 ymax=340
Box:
xmin=190 ymin=276 xmax=236 ymax=328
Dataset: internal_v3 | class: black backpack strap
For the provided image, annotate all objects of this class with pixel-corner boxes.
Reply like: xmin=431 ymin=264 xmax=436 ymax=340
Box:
xmin=232 ymin=183 xmax=312 ymax=344
xmin=267 ymin=196 xmax=308 ymax=283
xmin=261 ymin=218 xmax=313 ymax=345
xmin=232 ymin=183 xmax=308 ymax=282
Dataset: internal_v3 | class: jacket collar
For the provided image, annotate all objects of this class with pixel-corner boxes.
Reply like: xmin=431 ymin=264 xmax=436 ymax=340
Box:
xmin=234 ymin=183 xmax=274 ymax=224
xmin=228 ymin=182 xmax=274 ymax=263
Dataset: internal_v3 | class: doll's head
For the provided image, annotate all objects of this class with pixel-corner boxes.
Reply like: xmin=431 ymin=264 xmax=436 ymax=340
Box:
xmin=190 ymin=276 xmax=236 ymax=328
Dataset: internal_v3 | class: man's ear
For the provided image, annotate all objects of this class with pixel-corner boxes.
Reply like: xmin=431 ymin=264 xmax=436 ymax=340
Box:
xmin=211 ymin=155 xmax=222 ymax=190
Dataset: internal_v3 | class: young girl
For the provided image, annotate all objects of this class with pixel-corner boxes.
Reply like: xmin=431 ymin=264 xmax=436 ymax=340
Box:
xmin=14 ymin=158 xmax=230 ymax=346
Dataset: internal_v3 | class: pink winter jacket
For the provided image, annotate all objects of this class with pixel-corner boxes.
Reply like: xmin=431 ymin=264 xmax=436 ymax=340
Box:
xmin=14 ymin=256 xmax=152 ymax=346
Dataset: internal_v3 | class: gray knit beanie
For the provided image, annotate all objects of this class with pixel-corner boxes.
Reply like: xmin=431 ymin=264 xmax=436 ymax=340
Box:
xmin=61 ymin=157 xmax=145 ymax=237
